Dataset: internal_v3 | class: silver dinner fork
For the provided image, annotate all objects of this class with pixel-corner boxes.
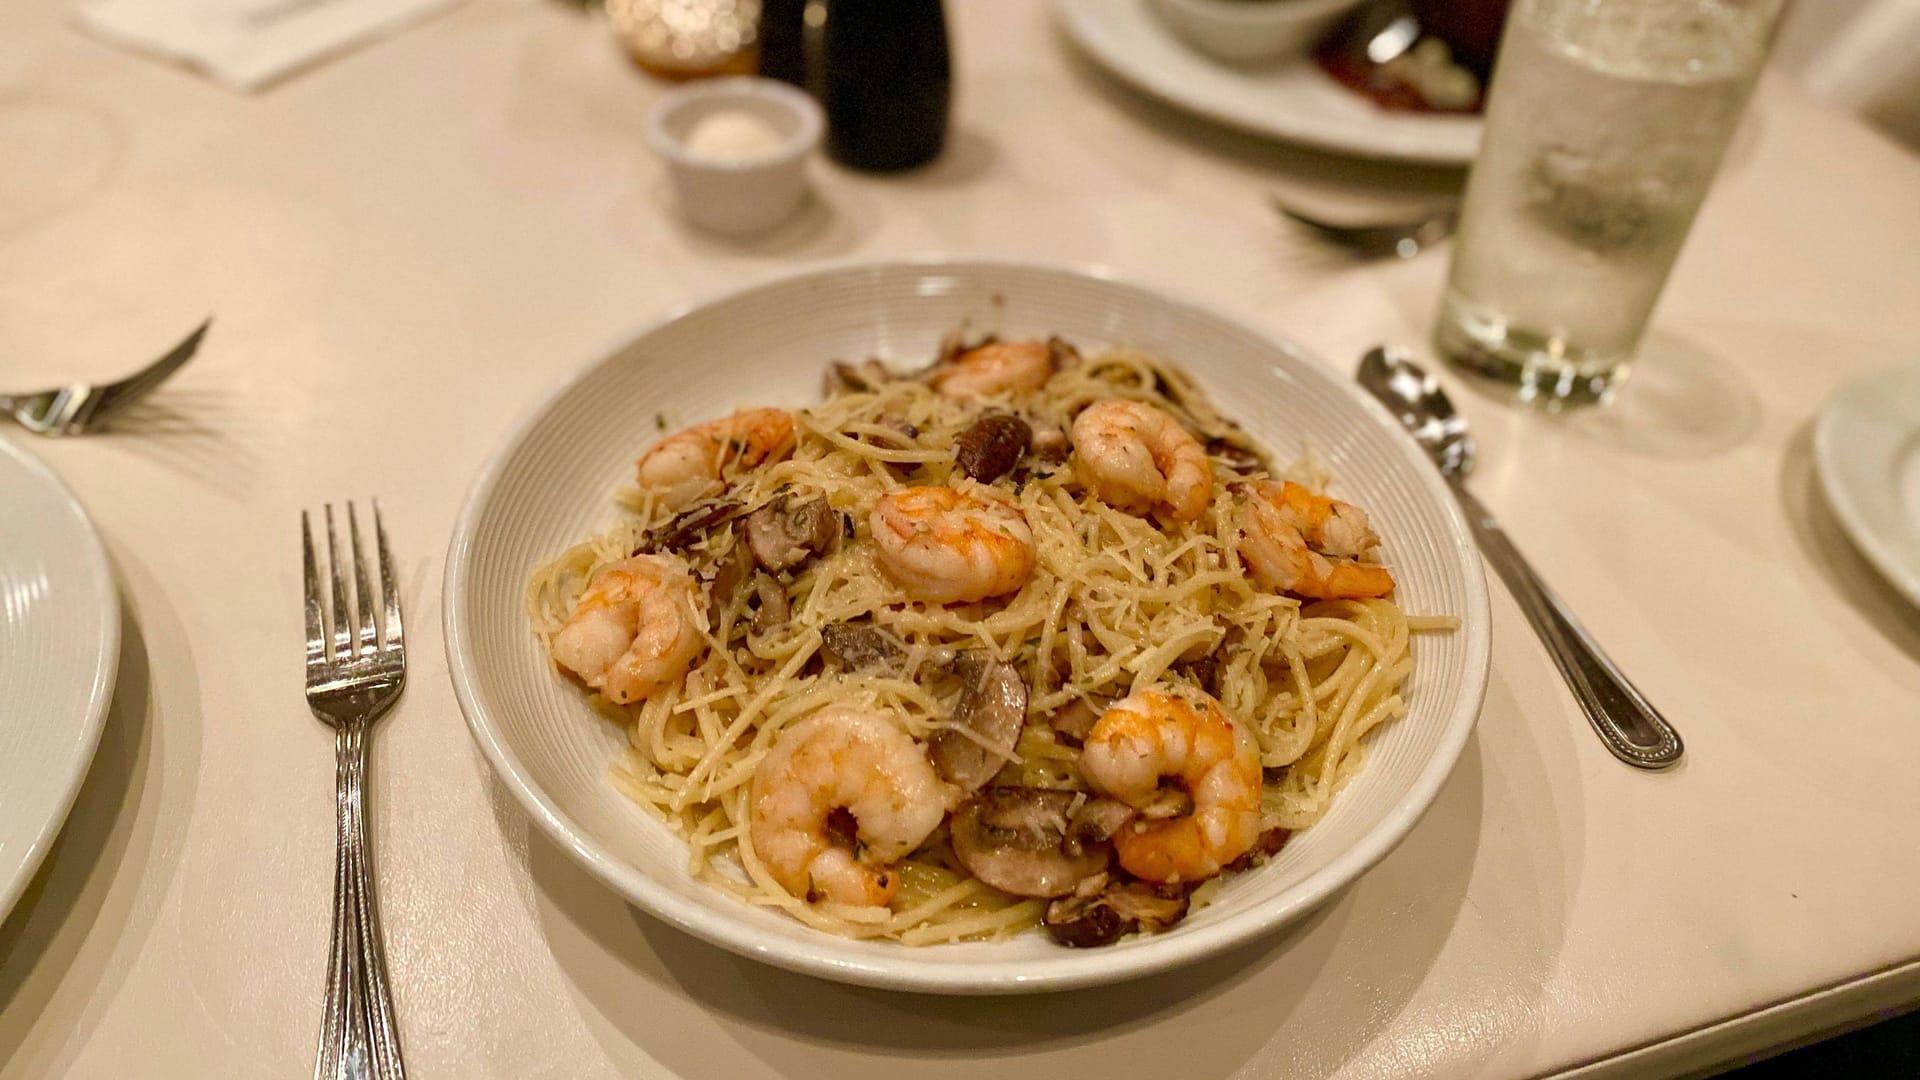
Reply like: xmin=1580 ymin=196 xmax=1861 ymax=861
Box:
xmin=0 ymin=319 xmax=211 ymax=435
xmin=1269 ymin=196 xmax=1458 ymax=259
xmin=303 ymin=502 xmax=408 ymax=1080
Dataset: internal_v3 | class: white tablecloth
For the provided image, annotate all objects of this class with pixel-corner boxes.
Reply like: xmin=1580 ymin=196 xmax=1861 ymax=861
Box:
xmin=5 ymin=1 xmax=1920 ymax=1077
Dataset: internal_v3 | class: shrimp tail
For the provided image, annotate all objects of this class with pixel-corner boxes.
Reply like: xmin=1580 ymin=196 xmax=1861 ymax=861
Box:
xmin=1291 ymin=561 xmax=1395 ymax=601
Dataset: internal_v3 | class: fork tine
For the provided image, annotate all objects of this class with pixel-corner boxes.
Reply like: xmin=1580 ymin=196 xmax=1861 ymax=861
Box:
xmin=1268 ymin=196 xmax=1348 ymax=237
xmin=324 ymin=505 xmax=352 ymax=664
xmin=92 ymin=318 xmax=211 ymax=412
xmin=374 ymin=501 xmax=403 ymax=655
xmin=302 ymin=512 xmax=327 ymax=672
xmin=347 ymin=503 xmax=378 ymax=657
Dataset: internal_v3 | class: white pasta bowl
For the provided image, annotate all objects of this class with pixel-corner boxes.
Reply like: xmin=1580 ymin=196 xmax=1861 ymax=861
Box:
xmin=444 ymin=259 xmax=1490 ymax=994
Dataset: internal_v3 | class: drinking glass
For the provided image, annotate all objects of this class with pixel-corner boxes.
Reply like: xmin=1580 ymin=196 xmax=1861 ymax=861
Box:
xmin=1435 ymin=0 xmax=1785 ymax=405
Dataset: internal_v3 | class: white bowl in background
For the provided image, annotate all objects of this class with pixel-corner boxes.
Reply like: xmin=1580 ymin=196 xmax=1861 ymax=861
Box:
xmin=443 ymin=259 xmax=1491 ymax=994
xmin=645 ymin=76 xmax=822 ymax=235
xmin=1053 ymin=0 xmax=1482 ymax=164
xmin=1149 ymin=0 xmax=1364 ymax=64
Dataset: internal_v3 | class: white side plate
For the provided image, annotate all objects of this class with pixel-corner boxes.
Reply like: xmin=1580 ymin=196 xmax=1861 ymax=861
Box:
xmin=0 ymin=437 xmax=119 ymax=919
xmin=1814 ymin=365 xmax=1920 ymax=609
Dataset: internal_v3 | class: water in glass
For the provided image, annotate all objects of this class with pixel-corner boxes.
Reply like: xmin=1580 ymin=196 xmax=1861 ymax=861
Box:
xmin=1437 ymin=0 xmax=1781 ymax=404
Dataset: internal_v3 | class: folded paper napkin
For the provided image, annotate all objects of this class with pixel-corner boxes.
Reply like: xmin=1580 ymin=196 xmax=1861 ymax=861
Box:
xmin=73 ymin=0 xmax=462 ymax=92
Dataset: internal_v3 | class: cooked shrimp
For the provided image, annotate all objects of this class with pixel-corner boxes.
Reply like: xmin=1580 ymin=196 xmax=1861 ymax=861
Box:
xmin=550 ymin=554 xmax=705 ymax=704
xmin=1080 ymin=690 xmax=1261 ymax=885
xmin=636 ymin=407 xmax=796 ymax=510
xmin=1238 ymin=480 xmax=1394 ymax=600
xmin=749 ymin=707 xmax=954 ymax=907
xmin=870 ymin=483 xmax=1037 ymax=604
xmin=930 ymin=339 xmax=1054 ymax=398
xmin=1070 ymin=400 xmax=1212 ymax=522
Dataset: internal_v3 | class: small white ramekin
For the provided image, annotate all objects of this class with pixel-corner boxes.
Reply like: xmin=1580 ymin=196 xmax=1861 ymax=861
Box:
xmin=645 ymin=77 xmax=824 ymax=235
xmin=1150 ymin=0 xmax=1365 ymax=64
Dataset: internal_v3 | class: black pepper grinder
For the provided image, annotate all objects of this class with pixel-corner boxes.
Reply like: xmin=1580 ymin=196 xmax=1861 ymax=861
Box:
xmin=807 ymin=0 xmax=952 ymax=172
xmin=758 ymin=0 xmax=808 ymax=87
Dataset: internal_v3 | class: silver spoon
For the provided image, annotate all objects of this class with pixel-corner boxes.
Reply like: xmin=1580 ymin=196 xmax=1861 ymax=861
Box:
xmin=1270 ymin=196 xmax=1458 ymax=259
xmin=1358 ymin=346 xmax=1685 ymax=770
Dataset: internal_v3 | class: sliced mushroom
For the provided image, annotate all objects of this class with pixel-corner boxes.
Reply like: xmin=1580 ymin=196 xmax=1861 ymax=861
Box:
xmin=1180 ymin=652 xmax=1223 ymax=698
xmin=1043 ymin=875 xmax=1190 ymax=948
xmin=935 ymin=329 xmax=975 ymax=368
xmin=1065 ymin=797 xmax=1135 ymax=856
xmin=1225 ymin=827 xmax=1292 ymax=873
xmin=1045 ymin=336 xmax=1082 ymax=372
xmin=1048 ymin=697 xmax=1108 ymax=747
xmin=1205 ymin=434 xmax=1266 ymax=474
xmin=824 ymin=358 xmax=894 ymax=395
xmin=949 ymin=787 xmax=1111 ymax=899
xmin=705 ymin=533 xmax=753 ymax=627
xmin=819 ymin=623 xmax=907 ymax=672
xmin=854 ymin=417 xmax=922 ymax=480
xmin=1187 ymin=656 xmax=1221 ymax=696
xmin=746 ymin=494 xmax=839 ymax=573
xmin=750 ymin=573 xmax=790 ymax=635
xmin=1176 ymin=632 xmax=1236 ymax=697
xmin=1106 ymin=882 xmax=1190 ymax=928
xmin=955 ymin=413 xmax=1032 ymax=483
xmin=1044 ymin=881 xmax=1129 ymax=948
xmin=1149 ymin=366 xmax=1189 ymax=410
xmin=873 ymin=416 xmax=920 ymax=446
xmin=1029 ymin=420 xmax=1071 ymax=464
xmin=929 ymin=653 xmax=1028 ymax=793
xmin=639 ymin=497 xmax=745 ymax=554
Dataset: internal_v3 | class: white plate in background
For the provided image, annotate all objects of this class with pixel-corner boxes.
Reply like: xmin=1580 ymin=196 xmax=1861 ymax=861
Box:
xmin=443 ymin=259 xmax=1490 ymax=994
xmin=1053 ymin=0 xmax=1483 ymax=165
xmin=0 ymin=437 xmax=119 ymax=919
xmin=1814 ymin=365 xmax=1920 ymax=609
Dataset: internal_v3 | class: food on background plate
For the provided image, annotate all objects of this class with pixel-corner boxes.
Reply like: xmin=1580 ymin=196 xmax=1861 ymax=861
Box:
xmin=1407 ymin=0 xmax=1510 ymax=73
xmin=1315 ymin=0 xmax=1513 ymax=114
xmin=527 ymin=331 xmax=1455 ymax=947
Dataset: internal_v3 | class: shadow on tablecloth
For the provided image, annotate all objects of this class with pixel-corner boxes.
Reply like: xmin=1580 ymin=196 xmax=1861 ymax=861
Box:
xmin=0 ymin=551 xmax=202 ymax=1072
